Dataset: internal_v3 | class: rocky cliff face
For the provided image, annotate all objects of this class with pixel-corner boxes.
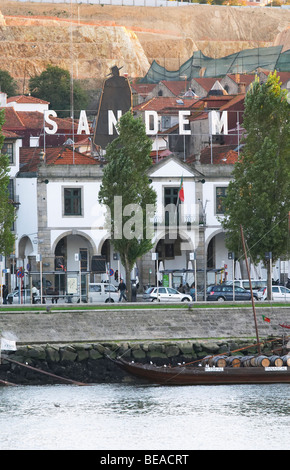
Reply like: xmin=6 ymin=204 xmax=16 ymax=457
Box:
xmin=0 ymin=1 xmax=289 ymax=91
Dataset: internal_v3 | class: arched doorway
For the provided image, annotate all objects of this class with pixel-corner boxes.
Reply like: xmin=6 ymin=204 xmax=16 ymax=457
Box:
xmin=17 ymin=236 xmax=35 ymax=290
xmin=53 ymin=232 xmax=96 ymax=300
xmin=155 ymin=231 xmax=195 ymax=289
xmin=206 ymin=230 xmax=231 ymax=285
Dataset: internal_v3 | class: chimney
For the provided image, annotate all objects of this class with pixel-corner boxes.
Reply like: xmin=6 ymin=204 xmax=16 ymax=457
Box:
xmin=238 ymin=82 xmax=246 ymax=94
xmin=0 ymin=92 xmax=7 ymax=107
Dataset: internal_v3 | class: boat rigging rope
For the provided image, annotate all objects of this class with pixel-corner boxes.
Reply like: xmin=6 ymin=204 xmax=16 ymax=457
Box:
xmin=2 ymin=356 xmax=88 ymax=386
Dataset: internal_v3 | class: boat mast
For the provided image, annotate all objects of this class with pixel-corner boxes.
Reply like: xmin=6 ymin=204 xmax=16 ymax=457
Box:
xmin=240 ymin=225 xmax=261 ymax=354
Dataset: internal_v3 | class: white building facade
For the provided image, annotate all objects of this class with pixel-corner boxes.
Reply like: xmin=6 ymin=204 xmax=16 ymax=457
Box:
xmin=1 ymin=95 xmax=287 ymax=301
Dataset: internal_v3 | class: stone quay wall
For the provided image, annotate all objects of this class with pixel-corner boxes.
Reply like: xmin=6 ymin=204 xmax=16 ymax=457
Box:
xmin=0 ymin=305 xmax=289 ymax=385
xmin=1 ymin=337 xmax=285 ymax=386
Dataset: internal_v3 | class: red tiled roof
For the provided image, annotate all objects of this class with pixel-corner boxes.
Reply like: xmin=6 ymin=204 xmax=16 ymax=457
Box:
xmin=20 ymin=146 xmax=98 ymax=172
xmin=7 ymin=95 xmax=50 ymax=105
xmin=188 ymin=144 xmax=239 ymax=165
xmin=131 ymin=80 xmax=197 ymax=98
xmin=191 ymin=77 xmax=217 ymax=92
xmin=2 ymin=129 xmax=20 ymax=138
xmin=160 ymin=80 xmax=191 ymax=96
xmin=1 ymin=107 xmax=79 ymax=131
xmin=130 ymin=80 xmax=156 ymax=97
xmin=18 ymin=111 xmax=78 ymax=130
xmin=226 ymin=73 xmax=256 ymax=87
xmin=199 ymin=95 xmax=234 ymax=109
xmin=134 ymin=96 xmax=199 ymax=113
xmin=150 ymin=148 xmax=173 ymax=163
xmin=272 ymin=71 xmax=290 ymax=84
xmin=219 ymin=93 xmax=245 ymax=111
xmin=1 ymin=107 xmax=26 ymax=129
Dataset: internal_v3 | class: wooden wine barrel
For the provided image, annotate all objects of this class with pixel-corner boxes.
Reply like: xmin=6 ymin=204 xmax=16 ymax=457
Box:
xmin=281 ymin=355 xmax=290 ymax=366
xmin=201 ymin=356 xmax=212 ymax=366
xmin=226 ymin=356 xmax=241 ymax=368
xmin=250 ymin=355 xmax=271 ymax=367
xmin=268 ymin=355 xmax=284 ymax=367
xmin=202 ymin=356 xmax=227 ymax=367
xmin=241 ymin=356 xmax=255 ymax=367
xmin=209 ymin=356 xmax=227 ymax=368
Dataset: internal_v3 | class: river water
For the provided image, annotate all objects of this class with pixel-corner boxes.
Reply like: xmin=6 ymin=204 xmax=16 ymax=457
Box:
xmin=0 ymin=383 xmax=289 ymax=451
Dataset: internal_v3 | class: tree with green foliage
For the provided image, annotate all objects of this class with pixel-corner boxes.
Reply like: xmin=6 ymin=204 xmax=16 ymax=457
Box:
xmin=0 ymin=110 xmax=16 ymax=256
xmin=29 ymin=65 xmax=88 ymax=118
xmin=98 ymin=111 xmax=157 ymax=301
xmin=222 ymin=72 xmax=290 ymax=297
xmin=0 ymin=69 xmax=18 ymax=97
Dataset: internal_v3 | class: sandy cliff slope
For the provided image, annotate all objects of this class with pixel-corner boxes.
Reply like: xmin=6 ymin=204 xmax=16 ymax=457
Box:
xmin=0 ymin=1 xmax=289 ymax=88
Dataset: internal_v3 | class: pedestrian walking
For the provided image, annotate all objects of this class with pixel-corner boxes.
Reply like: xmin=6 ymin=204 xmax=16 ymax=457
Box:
xmin=118 ymin=279 xmax=127 ymax=302
xmin=2 ymin=284 xmax=8 ymax=304
xmin=190 ymin=283 xmax=196 ymax=301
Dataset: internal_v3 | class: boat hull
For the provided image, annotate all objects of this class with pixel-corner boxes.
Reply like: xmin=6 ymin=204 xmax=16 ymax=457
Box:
xmin=113 ymin=358 xmax=290 ymax=386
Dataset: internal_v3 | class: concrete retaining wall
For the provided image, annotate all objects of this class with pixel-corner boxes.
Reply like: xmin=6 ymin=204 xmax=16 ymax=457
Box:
xmin=0 ymin=305 xmax=289 ymax=344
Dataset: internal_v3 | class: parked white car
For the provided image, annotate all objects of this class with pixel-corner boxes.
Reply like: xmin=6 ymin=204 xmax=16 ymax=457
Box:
xmin=145 ymin=286 xmax=192 ymax=302
xmin=7 ymin=288 xmax=41 ymax=304
xmin=88 ymin=283 xmax=119 ymax=303
xmin=260 ymin=285 xmax=290 ymax=302
xmin=224 ymin=280 xmax=266 ymax=296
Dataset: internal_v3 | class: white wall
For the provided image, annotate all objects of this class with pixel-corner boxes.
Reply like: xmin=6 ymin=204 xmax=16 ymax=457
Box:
xmin=8 ymin=139 xmax=22 ymax=178
xmin=6 ymin=102 xmax=49 ymax=113
xmin=15 ymin=178 xmax=38 ymax=257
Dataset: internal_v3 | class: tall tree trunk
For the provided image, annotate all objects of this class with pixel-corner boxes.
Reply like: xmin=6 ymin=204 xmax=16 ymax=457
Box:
xmin=267 ymin=260 xmax=272 ymax=301
xmin=125 ymin=264 xmax=132 ymax=301
xmin=124 ymin=252 xmax=132 ymax=301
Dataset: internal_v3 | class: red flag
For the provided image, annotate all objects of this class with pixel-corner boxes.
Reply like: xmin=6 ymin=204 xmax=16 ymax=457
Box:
xmin=262 ymin=315 xmax=271 ymax=323
xmin=178 ymin=177 xmax=184 ymax=202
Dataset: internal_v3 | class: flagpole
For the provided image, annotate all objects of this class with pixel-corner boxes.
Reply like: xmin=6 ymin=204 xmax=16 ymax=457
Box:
xmin=240 ymin=225 xmax=261 ymax=354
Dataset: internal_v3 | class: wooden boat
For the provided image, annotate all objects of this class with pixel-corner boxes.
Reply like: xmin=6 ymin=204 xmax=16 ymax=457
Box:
xmin=112 ymin=225 xmax=290 ymax=386
xmin=111 ymin=356 xmax=290 ymax=386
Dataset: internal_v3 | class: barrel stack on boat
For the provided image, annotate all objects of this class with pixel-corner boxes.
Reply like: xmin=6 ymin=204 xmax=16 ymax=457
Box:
xmin=202 ymin=354 xmax=290 ymax=368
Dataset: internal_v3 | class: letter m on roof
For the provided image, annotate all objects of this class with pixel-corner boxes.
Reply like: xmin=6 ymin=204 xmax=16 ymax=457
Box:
xmin=208 ymin=110 xmax=228 ymax=135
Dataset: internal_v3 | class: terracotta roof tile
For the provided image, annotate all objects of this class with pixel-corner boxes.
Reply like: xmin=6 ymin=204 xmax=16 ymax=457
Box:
xmin=7 ymin=95 xmax=50 ymax=105
xmin=219 ymin=93 xmax=245 ymax=111
xmin=160 ymin=80 xmax=191 ymax=96
xmin=20 ymin=146 xmax=98 ymax=172
xmin=199 ymin=95 xmax=234 ymax=109
xmin=191 ymin=77 xmax=217 ymax=92
xmin=17 ymin=111 xmax=78 ymax=130
xmin=2 ymin=129 xmax=20 ymax=138
xmin=226 ymin=73 xmax=256 ymax=87
xmin=130 ymin=80 xmax=156 ymax=97
xmin=189 ymin=144 xmax=239 ymax=165
xmin=1 ymin=107 xmax=80 ymax=132
xmin=1 ymin=107 xmax=26 ymax=129
xmin=134 ymin=96 xmax=199 ymax=112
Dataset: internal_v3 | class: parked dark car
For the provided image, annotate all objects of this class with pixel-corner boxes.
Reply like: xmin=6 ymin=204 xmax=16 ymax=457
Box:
xmin=206 ymin=284 xmax=256 ymax=302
